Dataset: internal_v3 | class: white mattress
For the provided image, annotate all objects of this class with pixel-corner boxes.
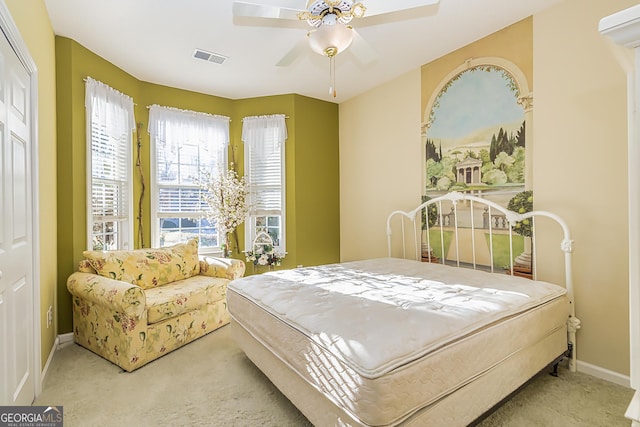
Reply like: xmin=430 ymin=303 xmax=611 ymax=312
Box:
xmin=227 ymin=258 xmax=569 ymax=426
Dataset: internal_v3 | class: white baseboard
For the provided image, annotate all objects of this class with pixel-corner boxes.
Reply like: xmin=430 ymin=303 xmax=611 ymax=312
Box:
xmin=577 ymin=359 xmax=631 ymax=388
xmin=39 ymin=333 xmax=74 ymax=393
xmin=57 ymin=332 xmax=74 ymax=347
xmin=40 ymin=335 xmax=59 ymax=388
xmin=626 ymin=390 xmax=640 ymax=424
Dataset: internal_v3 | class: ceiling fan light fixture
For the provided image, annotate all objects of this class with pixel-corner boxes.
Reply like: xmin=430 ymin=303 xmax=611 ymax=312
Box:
xmin=308 ymin=23 xmax=354 ymax=57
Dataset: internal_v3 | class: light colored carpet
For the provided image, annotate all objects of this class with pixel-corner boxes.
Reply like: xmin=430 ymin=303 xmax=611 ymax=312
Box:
xmin=35 ymin=326 xmax=633 ymax=426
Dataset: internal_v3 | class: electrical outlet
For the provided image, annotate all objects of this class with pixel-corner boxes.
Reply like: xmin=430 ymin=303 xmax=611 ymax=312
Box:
xmin=47 ymin=306 xmax=53 ymax=328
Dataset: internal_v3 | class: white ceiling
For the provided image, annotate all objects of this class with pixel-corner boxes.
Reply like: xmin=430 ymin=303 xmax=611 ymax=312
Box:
xmin=43 ymin=0 xmax=562 ymax=104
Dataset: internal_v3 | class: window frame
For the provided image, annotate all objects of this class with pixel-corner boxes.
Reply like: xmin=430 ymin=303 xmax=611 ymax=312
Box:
xmin=243 ymin=118 xmax=287 ymax=254
xmin=149 ymin=105 xmax=229 ymax=253
xmin=85 ymin=77 xmax=135 ymax=251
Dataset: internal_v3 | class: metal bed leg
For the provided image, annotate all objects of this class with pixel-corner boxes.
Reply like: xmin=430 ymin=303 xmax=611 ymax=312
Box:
xmin=550 ymin=342 xmax=573 ymax=377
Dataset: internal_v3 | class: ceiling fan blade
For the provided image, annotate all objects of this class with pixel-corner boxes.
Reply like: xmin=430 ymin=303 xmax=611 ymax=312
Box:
xmin=362 ymin=0 xmax=440 ymax=17
xmin=276 ymin=37 xmax=308 ymax=67
xmin=350 ymin=30 xmax=377 ymax=65
xmin=232 ymin=1 xmax=304 ymax=20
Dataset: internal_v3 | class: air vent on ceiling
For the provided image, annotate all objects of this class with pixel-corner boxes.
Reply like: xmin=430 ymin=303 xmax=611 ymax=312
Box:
xmin=193 ymin=49 xmax=228 ymax=64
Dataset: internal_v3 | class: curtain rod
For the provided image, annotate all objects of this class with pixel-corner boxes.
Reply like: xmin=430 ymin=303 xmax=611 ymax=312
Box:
xmin=241 ymin=115 xmax=290 ymax=121
xmin=145 ymin=105 xmax=289 ymax=121
xmin=147 ymin=104 xmax=231 ymax=121
xmin=84 ymin=76 xmax=137 ymax=105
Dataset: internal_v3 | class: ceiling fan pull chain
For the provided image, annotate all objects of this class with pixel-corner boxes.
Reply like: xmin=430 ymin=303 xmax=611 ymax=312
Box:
xmin=329 ymin=54 xmax=337 ymax=98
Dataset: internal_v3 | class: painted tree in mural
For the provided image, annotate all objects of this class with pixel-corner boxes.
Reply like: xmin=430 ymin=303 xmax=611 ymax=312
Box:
xmin=489 ymin=127 xmax=515 ymax=161
xmin=516 ymin=121 xmax=525 ymax=147
xmin=425 ymin=138 xmax=442 ymax=163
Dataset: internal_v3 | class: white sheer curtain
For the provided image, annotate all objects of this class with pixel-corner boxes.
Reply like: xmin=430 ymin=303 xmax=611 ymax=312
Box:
xmin=84 ymin=77 xmax=135 ymax=250
xmin=148 ymin=105 xmax=230 ymax=158
xmin=85 ymin=77 xmax=136 ymax=131
xmin=242 ymin=114 xmax=287 ymax=156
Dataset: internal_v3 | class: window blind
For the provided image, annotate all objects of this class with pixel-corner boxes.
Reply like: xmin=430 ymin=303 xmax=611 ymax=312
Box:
xmin=247 ymin=140 xmax=283 ymax=215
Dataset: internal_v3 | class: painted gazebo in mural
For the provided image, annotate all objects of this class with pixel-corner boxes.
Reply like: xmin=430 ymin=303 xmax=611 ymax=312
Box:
xmin=456 ymin=157 xmax=483 ymax=185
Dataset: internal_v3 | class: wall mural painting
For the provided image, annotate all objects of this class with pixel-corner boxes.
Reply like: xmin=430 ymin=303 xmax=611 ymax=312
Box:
xmin=422 ymin=64 xmax=529 ymax=271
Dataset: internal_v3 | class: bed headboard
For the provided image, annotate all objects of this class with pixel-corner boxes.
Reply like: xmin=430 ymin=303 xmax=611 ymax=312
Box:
xmin=386 ymin=191 xmax=580 ymax=371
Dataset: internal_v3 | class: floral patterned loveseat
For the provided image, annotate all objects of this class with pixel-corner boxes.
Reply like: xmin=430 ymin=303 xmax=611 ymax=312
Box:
xmin=66 ymin=239 xmax=245 ymax=372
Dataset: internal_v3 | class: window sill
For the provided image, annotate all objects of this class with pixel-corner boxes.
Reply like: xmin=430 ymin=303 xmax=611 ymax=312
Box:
xmin=199 ymin=249 xmax=224 ymax=257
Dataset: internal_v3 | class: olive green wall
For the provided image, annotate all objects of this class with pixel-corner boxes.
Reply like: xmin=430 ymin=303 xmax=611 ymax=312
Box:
xmin=56 ymin=38 xmax=144 ymax=334
xmin=291 ymin=95 xmax=340 ymax=267
xmin=55 ymin=37 xmax=340 ymax=333
xmin=233 ymin=94 xmax=340 ymax=270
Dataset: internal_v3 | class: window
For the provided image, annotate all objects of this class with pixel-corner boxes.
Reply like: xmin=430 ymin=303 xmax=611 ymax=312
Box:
xmin=148 ymin=105 xmax=229 ymax=251
xmin=242 ymin=114 xmax=287 ymax=252
xmin=84 ymin=77 xmax=135 ymax=250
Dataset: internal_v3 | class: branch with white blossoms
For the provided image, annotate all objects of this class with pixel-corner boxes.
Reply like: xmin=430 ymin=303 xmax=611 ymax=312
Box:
xmin=201 ymin=168 xmax=250 ymax=252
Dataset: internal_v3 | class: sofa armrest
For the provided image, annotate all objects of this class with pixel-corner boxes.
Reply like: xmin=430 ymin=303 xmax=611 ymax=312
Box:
xmin=67 ymin=272 xmax=146 ymax=317
xmin=199 ymin=256 xmax=246 ymax=280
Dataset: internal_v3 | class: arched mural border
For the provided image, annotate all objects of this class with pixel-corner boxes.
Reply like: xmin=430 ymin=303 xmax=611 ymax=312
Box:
xmin=421 ymin=56 xmax=533 ymax=192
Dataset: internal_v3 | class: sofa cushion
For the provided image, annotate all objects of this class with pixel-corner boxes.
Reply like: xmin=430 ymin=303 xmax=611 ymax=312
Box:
xmin=144 ymin=275 xmax=229 ymax=324
xmin=83 ymin=239 xmax=200 ymax=290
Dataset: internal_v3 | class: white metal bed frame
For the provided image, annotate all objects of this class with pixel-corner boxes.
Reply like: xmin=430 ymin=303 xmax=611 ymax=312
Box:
xmin=386 ymin=191 xmax=580 ymax=372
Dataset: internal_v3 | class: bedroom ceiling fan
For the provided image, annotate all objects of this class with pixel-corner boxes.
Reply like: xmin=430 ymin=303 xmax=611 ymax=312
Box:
xmin=232 ymin=0 xmax=441 ymax=98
